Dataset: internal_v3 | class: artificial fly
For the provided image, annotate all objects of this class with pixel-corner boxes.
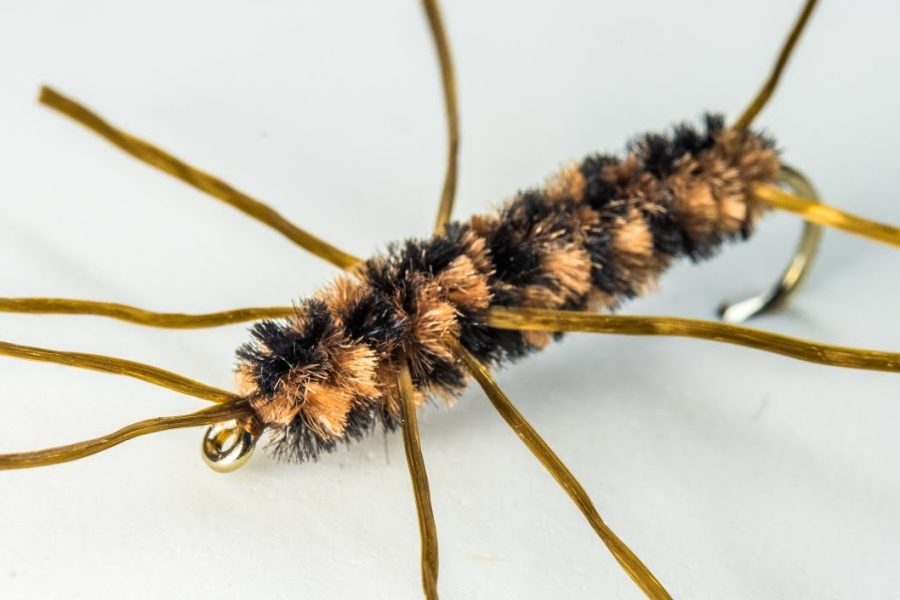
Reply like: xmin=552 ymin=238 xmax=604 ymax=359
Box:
xmin=2 ymin=1 xmax=899 ymax=598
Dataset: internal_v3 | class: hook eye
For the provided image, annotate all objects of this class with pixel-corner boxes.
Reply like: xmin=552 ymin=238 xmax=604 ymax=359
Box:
xmin=201 ymin=420 xmax=257 ymax=473
xmin=718 ymin=164 xmax=823 ymax=323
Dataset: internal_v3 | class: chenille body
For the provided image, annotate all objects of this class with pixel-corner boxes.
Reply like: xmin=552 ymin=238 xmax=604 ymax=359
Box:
xmin=235 ymin=115 xmax=780 ymax=461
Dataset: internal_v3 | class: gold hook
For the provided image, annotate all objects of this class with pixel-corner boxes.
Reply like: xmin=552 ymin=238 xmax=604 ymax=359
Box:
xmin=718 ymin=165 xmax=823 ymax=323
xmin=201 ymin=420 xmax=258 ymax=473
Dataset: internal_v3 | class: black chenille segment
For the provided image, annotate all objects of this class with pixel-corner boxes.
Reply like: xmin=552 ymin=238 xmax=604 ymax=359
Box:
xmin=398 ymin=225 xmax=469 ymax=276
xmin=580 ymin=154 xmax=620 ymax=210
xmin=419 ymin=355 xmax=466 ymax=392
xmin=236 ymin=300 xmax=336 ymax=397
xmin=628 ymin=113 xmax=726 ymax=178
xmin=645 ymin=205 xmax=691 ymax=258
xmin=342 ymin=287 xmax=409 ymax=347
xmin=269 ymin=416 xmax=338 ymax=463
xmin=637 ymin=133 xmax=681 ymax=178
xmin=583 ymin=227 xmax=621 ymax=295
xmin=488 ymin=195 xmax=547 ymax=287
xmin=458 ymin=311 xmax=531 ymax=365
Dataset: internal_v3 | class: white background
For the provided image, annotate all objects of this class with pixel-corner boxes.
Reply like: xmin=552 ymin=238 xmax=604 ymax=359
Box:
xmin=0 ymin=1 xmax=898 ymax=598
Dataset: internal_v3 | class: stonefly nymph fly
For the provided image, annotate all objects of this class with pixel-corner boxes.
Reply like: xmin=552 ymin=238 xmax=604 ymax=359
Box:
xmin=2 ymin=0 xmax=898 ymax=597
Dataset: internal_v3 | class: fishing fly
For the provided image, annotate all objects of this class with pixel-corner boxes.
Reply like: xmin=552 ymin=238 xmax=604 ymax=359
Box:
xmin=2 ymin=0 xmax=898 ymax=597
